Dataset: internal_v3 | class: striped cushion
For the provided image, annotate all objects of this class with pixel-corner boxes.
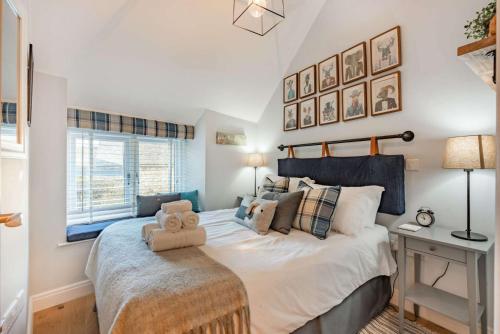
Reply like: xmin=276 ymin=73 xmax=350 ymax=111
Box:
xmin=262 ymin=177 xmax=289 ymax=193
xmin=293 ymin=182 xmax=341 ymax=239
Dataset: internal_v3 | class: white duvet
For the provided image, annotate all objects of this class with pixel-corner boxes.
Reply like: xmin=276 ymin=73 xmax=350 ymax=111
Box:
xmin=198 ymin=209 xmax=397 ymax=334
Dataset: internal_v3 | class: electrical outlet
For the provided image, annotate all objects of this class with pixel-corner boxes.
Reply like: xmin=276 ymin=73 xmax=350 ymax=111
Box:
xmin=405 ymin=158 xmax=420 ymax=171
xmin=0 ymin=290 xmax=25 ymax=333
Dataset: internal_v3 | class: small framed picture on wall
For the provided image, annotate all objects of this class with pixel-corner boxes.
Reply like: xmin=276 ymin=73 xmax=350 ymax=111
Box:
xmin=318 ymin=91 xmax=339 ymax=125
xmin=370 ymin=26 xmax=401 ymax=75
xmin=341 ymin=42 xmax=367 ymax=85
xmin=299 ymin=65 xmax=317 ymax=98
xmin=299 ymin=97 xmax=317 ymax=128
xmin=318 ymin=55 xmax=339 ymax=92
xmin=371 ymin=71 xmax=401 ymax=116
xmin=283 ymin=73 xmax=298 ymax=103
xmin=342 ymin=82 xmax=367 ymax=121
xmin=283 ymin=103 xmax=298 ymax=131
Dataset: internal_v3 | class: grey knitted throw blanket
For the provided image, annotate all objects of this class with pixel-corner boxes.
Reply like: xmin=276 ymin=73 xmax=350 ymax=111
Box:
xmin=85 ymin=218 xmax=250 ymax=334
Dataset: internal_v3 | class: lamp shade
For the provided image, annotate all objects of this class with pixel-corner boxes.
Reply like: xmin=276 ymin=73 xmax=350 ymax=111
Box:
xmin=443 ymin=135 xmax=496 ymax=169
xmin=247 ymin=153 xmax=264 ymax=167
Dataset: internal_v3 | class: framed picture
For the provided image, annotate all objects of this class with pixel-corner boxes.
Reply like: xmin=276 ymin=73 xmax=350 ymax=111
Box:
xmin=342 ymin=82 xmax=367 ymax=121
xmin=299 ymin=97 xmax=317 ymax=128
xmin=371 ymin=71 xmax=401 ymax=116
xmin=370 ymin=26 xmax=401 ymax=75
xmin=283 ymin=73 xmax=298 ymax=103
xmin=216 ymin=132 xmax=247 ymax=145
xmin=299 ymin=65 xmax=317 ymax=98
xmin=283 ymin=104 xmax=298 ymax=131
xmin=341 ymin=42 xmax=367 ymax=85
xmin=318 ymin=55 xmax=339 ymax=92
xmin=318 ymin=91 xmax=339 ymax=125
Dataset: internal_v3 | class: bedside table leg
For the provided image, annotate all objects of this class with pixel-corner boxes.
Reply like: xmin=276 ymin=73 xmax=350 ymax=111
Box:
xmin=413 ymin=252 xmax=421 ymax=319
xmin=398 ymin=235 xmax=406 ymax=333
xmin=467 ymin=251 xmax=478 ymax=334
xmin=478 ymin=251 xmax=490 ymax=334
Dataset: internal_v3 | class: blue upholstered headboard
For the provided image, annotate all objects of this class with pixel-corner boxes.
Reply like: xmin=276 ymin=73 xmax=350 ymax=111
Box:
xmin=278 ymin=155 xmax=405 ymax=215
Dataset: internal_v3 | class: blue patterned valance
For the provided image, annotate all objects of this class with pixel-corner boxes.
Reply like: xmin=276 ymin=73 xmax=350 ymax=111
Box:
xmin=2 ymin=102 xmax=17 ymax=125
xmin=67 ymin=108 xmax=194 ymax=140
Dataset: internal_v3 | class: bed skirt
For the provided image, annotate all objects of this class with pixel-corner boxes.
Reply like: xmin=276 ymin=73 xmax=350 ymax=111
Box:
xmin=293 ymin=275 xmax=391 ymax=334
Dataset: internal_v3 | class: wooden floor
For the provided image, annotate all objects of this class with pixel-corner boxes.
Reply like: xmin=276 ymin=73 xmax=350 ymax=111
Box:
xmin=33 ymin=295 xmax=453 ymax=334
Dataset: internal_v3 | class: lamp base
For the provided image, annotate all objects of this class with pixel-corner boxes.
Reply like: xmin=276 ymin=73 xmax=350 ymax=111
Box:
xmin=451 ymin=230 xmax=488 ymax=242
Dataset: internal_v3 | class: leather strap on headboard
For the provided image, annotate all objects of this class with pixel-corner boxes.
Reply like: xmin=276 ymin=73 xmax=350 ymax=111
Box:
xmin=278 ymin=155 xmax=405 ymax=215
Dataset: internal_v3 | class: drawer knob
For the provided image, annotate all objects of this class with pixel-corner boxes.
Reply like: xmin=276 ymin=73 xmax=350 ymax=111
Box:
xmin=429 ymin=246 xmax=437 ymax=252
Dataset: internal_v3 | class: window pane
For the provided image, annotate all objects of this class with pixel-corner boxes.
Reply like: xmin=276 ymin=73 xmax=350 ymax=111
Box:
xmin=91 ymin=135 xmax=128 ymax=210
xmin=138 ymin=139 xmax=172 ymax=195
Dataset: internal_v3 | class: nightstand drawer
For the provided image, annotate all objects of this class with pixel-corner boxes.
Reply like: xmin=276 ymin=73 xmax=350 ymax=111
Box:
xmin=407 ymin=238 xmax=466 ymax=263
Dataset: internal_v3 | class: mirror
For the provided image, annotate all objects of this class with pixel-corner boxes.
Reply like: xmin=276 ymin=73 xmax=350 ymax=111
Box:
xmin=1 ymin=0 xmax=22 ymax=152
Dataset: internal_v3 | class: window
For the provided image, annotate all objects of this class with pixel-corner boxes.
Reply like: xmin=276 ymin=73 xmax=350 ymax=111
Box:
xmin=67 ymin=128 xmax=187 ymax=225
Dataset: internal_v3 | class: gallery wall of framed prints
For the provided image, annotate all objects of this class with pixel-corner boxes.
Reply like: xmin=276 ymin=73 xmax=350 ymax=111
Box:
xmin=282 ymin=25 xmax=403 ymax=132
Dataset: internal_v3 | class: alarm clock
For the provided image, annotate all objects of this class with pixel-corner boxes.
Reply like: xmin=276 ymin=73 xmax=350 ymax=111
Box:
xmin=416 ymin=207 xmax=435 ymax=227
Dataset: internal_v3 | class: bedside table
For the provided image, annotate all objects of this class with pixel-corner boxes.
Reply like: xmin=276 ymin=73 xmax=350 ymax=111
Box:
xmin=390 ymin=224 xmax=494 ymax=334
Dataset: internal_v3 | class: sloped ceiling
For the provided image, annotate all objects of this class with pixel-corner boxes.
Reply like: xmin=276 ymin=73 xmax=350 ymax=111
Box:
xmin=30 ymin=0 xmax=326 ymax=124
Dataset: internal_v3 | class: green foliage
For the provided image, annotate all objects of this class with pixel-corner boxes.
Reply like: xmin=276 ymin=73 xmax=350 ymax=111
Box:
xmin=464 ymin=0 xmax=496 ymax=40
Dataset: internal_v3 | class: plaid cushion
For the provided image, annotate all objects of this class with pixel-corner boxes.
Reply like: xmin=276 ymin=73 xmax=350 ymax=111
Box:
xmin=293 ymin=184 xmax=341 ymax=239
xmin=262 ymin=177 xmax=289 ymax=193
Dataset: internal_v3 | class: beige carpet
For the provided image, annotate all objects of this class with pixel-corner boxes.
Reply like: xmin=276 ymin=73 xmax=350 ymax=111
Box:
xmin=360 ymin=308 xmax=437 ymax=334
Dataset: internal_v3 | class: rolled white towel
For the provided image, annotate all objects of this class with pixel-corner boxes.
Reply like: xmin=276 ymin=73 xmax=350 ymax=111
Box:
xmin=158 ymin=213 xmax=182 ymax=233
xmin=141 ymin=222 xmax=160 ymax=241
xmin=147 ymin=226 xmax=207 ymax=252
xmin=155 ymin=210 xmax=162 ymax=223
xmin=161 ymin=200 xmax=192 ymax=214
xmin=180 ymin=211 xmax=199 ymax=230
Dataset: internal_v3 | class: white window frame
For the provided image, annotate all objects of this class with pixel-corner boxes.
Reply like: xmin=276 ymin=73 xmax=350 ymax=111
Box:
xmin=67 ymin=128 xmax=185 ymax=225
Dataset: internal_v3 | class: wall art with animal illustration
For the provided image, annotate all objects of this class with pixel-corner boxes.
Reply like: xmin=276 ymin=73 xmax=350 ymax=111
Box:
xmin=280 ymin=25 xmax=403 ymax=132
xmin=283 ymin=73 xmax=298 ymax=103
xmin=342 ymin=82 xmax=367 ymax=121
xmin=299 ymin=65 xmax=317 ymax=98
xmin=341 ymin=42 xmax=367 ymax=84
xmin=299 ymin=97 xmax=317 ymax=128
xmin=283 ymin=103 xmax=298 ymax=131
xmin=370 ymin=26 xmax=401 ymax=75
xmin=318 ymin=91 xmax=339 ymax=125
xmin=318 ymin=55 xmax=339 ymax=92
xmin=371 ymin=71 xmax=401 ymax=116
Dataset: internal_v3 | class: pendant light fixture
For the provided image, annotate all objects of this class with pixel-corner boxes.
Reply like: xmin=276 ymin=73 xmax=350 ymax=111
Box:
xmin=233 ymin=0 xmax=285 ymax=36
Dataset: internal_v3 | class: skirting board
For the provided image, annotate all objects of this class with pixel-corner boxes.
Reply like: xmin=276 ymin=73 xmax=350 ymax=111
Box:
xmin=30 ymin=280 xmax=94 ymax=313
xmin=391 ymin=289 xmax=493 ymax=334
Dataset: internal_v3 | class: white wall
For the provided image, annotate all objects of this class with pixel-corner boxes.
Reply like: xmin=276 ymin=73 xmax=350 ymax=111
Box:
xmin=29 ymin=72 xmax=93 ymax=297
xmin=256 ymin=0 xmax=495 ymax=332
xmin=189 ymin=110 xmax=258 ymax=211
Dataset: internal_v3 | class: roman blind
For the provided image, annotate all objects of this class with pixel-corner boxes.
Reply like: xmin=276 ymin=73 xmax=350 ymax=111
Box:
xmin=67 ymin=108 xmax=194 ymax=140
xmin=67 ymin=111 xmax=190 ymax=225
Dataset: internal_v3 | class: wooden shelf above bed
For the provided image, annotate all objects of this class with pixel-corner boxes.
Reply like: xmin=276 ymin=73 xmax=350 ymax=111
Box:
xmin=457 ymin=36 xmax=496 ymax=90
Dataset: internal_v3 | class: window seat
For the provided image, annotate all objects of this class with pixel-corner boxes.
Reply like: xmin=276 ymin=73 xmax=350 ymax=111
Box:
xmin=66 ymin=217 xmax=133 ymax=242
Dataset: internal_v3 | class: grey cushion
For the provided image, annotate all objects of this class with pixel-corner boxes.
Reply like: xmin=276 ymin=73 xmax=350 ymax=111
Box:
xmin=261 ymin=191 xmax=304 ymax=234
xmin=136 ymin=193 xmax=181 ymax=217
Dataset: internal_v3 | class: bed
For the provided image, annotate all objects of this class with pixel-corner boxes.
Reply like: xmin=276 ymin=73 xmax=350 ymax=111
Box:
xmin=86 ymin=154 xmax=405 ymax=334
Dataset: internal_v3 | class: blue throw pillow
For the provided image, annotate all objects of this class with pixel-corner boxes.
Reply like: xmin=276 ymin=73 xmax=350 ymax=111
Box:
xmin=180 ymin=190 xmax=200 ymax=212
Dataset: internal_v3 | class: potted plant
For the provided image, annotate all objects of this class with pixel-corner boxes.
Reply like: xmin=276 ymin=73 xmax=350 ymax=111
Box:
xmin=464 ymin=0 xmax=496 ymax=40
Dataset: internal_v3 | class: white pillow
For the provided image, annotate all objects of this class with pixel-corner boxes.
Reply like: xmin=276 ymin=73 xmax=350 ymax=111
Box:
xmin=332 ymin=186 xmax=385 ymax=236
xmin=261 ymin=174 xmax=315 ymax=193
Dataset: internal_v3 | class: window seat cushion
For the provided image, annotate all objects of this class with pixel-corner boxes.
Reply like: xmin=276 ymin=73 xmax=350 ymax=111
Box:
xmin=66 ymin=217 xmax=133 ymax=242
